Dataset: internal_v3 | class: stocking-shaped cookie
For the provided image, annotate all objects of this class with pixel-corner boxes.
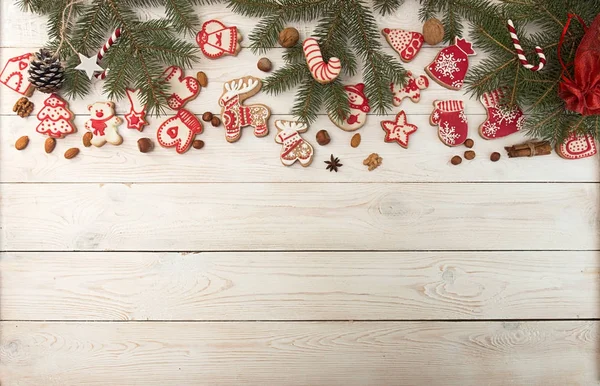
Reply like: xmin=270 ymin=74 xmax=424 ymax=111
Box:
xmin=479 ymin=89 xmax=525 ymax=139
xmin=196 ymin=20 xmax=242 ymax=59
xmin=85 ymin=102 xmax=123 ymax=147
xmin=426 ymin=37 xmax=476 ymax=90
xmin=157 ymin=109 xmax=203 ymax=154
xmin=161 ymin=66 xmax=200 ymax=110
xmin=556 ymin=133 xmax=597 ymax=160
xmin=430 ymin=100 xmax=468 ymax=147
xmin=382 ymin=28 xmax=424 ymax=62
xmin=391 ymin=71 xmax=429 ymax=106
xmin=274 ymin=120 xmax=314 ymax=167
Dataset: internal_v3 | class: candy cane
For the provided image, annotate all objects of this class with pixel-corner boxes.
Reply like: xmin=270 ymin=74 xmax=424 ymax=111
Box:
xmin=94 ymin=28 xmax=122 ymax=79
xmin=507 ymin=20 xmax=546 ymax=71
xmin=302 ymin=38 xmax=342 ymax=84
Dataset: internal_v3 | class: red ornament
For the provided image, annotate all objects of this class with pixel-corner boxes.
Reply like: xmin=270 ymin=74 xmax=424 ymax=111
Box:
xmin=558 ymin=14 xmax=600 ymax=116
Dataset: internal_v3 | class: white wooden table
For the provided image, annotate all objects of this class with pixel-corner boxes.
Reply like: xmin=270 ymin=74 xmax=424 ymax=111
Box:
xmin=1 ymin=2 xmax=599 ymax=385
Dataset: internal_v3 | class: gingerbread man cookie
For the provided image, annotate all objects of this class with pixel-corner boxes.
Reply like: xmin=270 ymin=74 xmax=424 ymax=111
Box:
xmin=36 ymin=93 xmax=77 ymax=138
xmin=556 ymin=133 xmax=597 ymax=160
xmin=157 ymin=109 xmax=203 ymax=154
xmin=479 ymin=89 xmax=525 ymax=140
xmin=161 ymin=66 xmax=200 ymax=110
xmin=329 ymin=83 xmax=371 ymax=132
xmin=381 ymin=111 xmax=418 ymax=148
xmin=84 ymin=101 xmax=123 ymax=147
xmin=125 ymin=88 xmax=148 ymax=131
xmin=196 ymin=20 xmax=243 ymax=59
xmin=382 ymin=28 xmax=424 ymax=62
xmin=426 ymin=37 xmax=476 ymax=90
xmin=391 ymin=71 xmax=430 ymax=106
xmin=0 ymin=53 xmax=34 ymax=96
xmin=219 ymin=76 xmax=271 ymax=143
xmin=430 ymin=100 xmax=468 ymax=147
xmin=274 ymin=120 xmax=314 ymax=167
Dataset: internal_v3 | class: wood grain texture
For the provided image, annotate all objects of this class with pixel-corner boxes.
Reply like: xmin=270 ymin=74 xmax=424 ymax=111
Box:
xmin=1 ymin=321 xmax=598 ymax=386
xmin=3 ymin=115 xmax=598 ymax=183
xmin=1 ymin=183 xmax=598 ymax=251
xmin=2 ymin=251 xmax=599 ymax=321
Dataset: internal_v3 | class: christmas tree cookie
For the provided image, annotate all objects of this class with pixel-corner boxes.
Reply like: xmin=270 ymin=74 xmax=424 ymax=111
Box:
xmin=36 ymin=93 xmax=76 ymax=138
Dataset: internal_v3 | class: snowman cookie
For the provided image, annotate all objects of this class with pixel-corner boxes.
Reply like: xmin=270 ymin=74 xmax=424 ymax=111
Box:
xmin=329 ymin=83 xmax=371 ymax=132
xmin=84 ymin=102 xmax=123 ymax=147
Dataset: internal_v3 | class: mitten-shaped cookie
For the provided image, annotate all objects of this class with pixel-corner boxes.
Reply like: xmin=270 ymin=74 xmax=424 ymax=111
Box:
xmin=430 ymin=100 xmax=468 ymax=147
xmin=161 ymin=66 xmax=200 ymax=110
xmin=157 ymin=109 xmax=203 ymax=154
xmin=479 ymin=89 xmax=525 ymax=139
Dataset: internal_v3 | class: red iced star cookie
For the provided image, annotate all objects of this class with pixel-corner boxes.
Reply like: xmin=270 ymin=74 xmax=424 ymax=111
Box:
xmin=381 ymin=111 xmax=418 ymax=148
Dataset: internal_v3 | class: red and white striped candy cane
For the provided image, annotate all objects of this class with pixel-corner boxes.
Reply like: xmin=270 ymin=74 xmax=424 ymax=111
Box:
xmin=303 ymin=37 xmax=342 ymax=84
xmin=94 ymin=28 xmax=122 ymax=79
xmin=507 ymin=20 xmax=546 ymax=72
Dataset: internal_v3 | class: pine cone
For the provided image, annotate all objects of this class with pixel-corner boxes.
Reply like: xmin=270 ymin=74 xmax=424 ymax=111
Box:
xmin=28 ymin=49 xmax=65 ymax=93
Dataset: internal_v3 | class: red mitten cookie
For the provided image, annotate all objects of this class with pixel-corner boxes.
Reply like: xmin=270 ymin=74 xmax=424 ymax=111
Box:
xmin=479 ymin=89 xmax=525 ymax=139
xmin=161 ymin=66 xmax=200 ymax=110
xmin=157 ymin=109 xmax=203 ymax=154
xmin=197 ymin=20 xmax=242 ymax=59
xmin=426 ymin=37 xmax=476 ymax=90
xmin=430 ymin=100 xmax=468 ymax=147
xmin=382 ymin=28 xmax=424 ymax=62
xmin=556 ymin=133 xmax=597 ymax=160
xmin=391 ymin=71 xmax=429 ymax=106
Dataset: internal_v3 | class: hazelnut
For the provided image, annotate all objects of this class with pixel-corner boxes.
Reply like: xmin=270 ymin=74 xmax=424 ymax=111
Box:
xmin=137 ymin=138 xmax=153 ymax=153
xmin=464 ymin=138 xmax=474 ymax=148
xmin=423 ymin=18 xmax=445 ymax=45
xmin=202 ymin=112 xmax=213 ymax=122
xmin=192 ymin=140 xmax=205 ymax=149
xmin=211 ymin=116 xmax=221 ymax=127
xmin=316 ymin=129 xmax=331 ymax=146
xmin=196 ymin=71 xmax=208 ymax=87
xmin=464 ymin=150 xmax=476 ymax=160
xmin=351 ymin=133 xmax=361 ymax=148
xmin=451 ymin=155 xmax=462 ymax=165
xmin=490 ymin=152 xmax=501 ymax=162
xmin=278 ymin=27 xmax=300 ymax=48
xmin=44 ymin=137 xmax=56 ymax=154
xmin=83 ymin=132 xmax=93 ymax=147
xmin=257 ymin=58 xmax=273 ymax=72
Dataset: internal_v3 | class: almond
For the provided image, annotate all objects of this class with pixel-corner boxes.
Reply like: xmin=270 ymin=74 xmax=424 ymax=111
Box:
xmin=83 ymin=132 xmax=93 ymax=147
xmin=44 ymin=137 xmax=56 ymax=153
xmin=351 ymin=133 xmax=361 ymax=148
xmin=15 ymin=135 xmax=29 ymax=150
xmin=196 ymin=71 xmax=208 ymax=87
xmin=64 ymin=148 xmax=79 ymax=159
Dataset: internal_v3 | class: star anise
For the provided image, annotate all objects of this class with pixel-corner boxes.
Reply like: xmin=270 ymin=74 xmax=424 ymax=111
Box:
xmin=325 ymin=154 xmax=343 ymax=172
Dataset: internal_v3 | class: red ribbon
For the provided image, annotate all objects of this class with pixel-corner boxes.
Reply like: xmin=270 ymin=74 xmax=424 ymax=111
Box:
xmin=558 ymin=14 xmax=600 ymax=116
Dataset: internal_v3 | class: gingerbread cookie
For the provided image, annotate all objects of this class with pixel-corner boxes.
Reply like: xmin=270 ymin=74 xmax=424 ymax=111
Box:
xmin=391 ymin=71 xmax=429 ymax=106
xmin=556 ymin=133 xmax=597 ymax=160
xmin=274 ymin=120 xmax=314 ymax=167
xmin=329 ymin=83 xmax=371 ymax=132
xmin=426 ymin=37 xmax=476 ymax=90
xmin=381 ymin=111 xmax=418 ymax=148
xmin=0 ymin=53 xmax=34 ymax=96
xmin=196 ymin=20 xmax=242 ymax=59
xmin=161 ymin=66 xmax=200 ymax=110
xmin=219 ymin=76 xmax=271 ymax=143
xmin=430 ymin=100 xmax=468 ymax=147
xmin=84 ymin=102 xmax=123 ymax=147
xmin=157 ymin=109 xmax=203 ymax=154
xmin=125 ymin=88 xmax=148 ymax=131
xmin=303 ymin=37 xmax=341 ymax=84
xmin=479 ymin=89 xmax=525 ymax=140
xmin=382 ymin=28 xmax=424 ymax=62
xmin=36 ymin=93 xmax=77 ymax=138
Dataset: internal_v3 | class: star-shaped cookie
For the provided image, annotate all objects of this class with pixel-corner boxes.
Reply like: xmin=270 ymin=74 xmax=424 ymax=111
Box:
xmin=381 ymin=111 xmax=418 ymax=148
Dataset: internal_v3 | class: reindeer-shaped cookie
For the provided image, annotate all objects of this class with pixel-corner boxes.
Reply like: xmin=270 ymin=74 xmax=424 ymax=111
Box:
xmin=274 ymin=120 xmax=314 ymax=167
xmin=218 ymin=76 xmax=271 ymax=143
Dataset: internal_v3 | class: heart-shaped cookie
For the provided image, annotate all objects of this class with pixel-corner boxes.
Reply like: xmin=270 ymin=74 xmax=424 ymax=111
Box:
xmin=556 ymin=133 xmax=598 ymax=160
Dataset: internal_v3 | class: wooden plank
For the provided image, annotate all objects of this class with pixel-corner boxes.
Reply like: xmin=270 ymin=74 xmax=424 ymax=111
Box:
xmin=1 ymin=321 xmax=597 ymax=385
xmin=1 ymin=183 xmax=597 ymax=251
xmin=0 ymin=46 xmax=489 ymax=116
xmin=4 ymin=115 xmax=598 ymax=183
xmin=2 ymin=251 xmax=599 ymax=321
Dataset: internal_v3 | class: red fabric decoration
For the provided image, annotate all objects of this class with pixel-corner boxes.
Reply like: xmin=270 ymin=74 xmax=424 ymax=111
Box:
xmin=558 ymin=14 xmax=600 ymax=116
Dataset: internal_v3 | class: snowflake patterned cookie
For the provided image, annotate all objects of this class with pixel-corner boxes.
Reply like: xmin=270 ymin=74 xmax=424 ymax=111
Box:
xmin=425 ymin=37 xmax=476 ymax=90
xmin=430 ymin=100 xmax=468 ymax=147
xmin=479 ymin=89 xmax=525 ymax=140
xmin=381 ymin=111 xmax=418 ymax=148
xmin=36 ymin=93 xmax=77 ymax=138
xmin=84 ymin=101 xmax=123 ymax=147
xmin=390 ymin=71 xmax=430 ymax=106
xmin=382 ymin=28 xmax=424 ymax=62
xmin=556 ymin=133 xmax=597 ymax=160
xmin=274 ymin=120 xmax=314 ymax=167
xmin=196 ymin=20 xmax=242 ymax=59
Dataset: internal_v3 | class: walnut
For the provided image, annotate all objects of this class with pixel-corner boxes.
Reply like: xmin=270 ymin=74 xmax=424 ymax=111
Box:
xmin=278 ymin=27 xmax=300 ymax=48
xmin=363 ymin=153 xmax=383 ymax=171
xmin=13 ymin=97 xmax=34 ymax=118
xmin=423 ymin=18 xmax=445 ymax=45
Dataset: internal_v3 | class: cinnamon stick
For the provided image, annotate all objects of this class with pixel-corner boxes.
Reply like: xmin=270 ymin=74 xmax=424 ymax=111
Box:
xmin=505 ymin=141 xmax=552 ymax=158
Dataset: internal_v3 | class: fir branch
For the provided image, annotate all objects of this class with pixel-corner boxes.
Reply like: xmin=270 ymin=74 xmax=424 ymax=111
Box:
xmin=164 ymin=0 xmax=201 ymax=36
xmin=249 ymin=11 xmax=286 ymax=54
xmin=325 ymin=79 xmax=350 ymax=124
xmin=292 ymin=80 xmax=325 ymax=124
xmin=373 ymin=0 xmax=405 ymax=15
xmin=263 ymin=62 xmax=310 ymax=94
